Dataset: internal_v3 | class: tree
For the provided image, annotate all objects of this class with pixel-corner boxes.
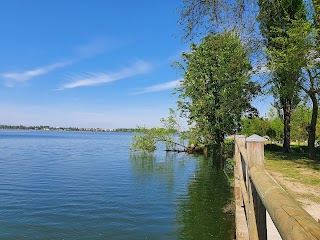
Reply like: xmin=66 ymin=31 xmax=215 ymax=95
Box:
xmin=257 ymin=0 xmax=307 ymax=152
xmin=176 ymin=31 xmax=258 ymax=155
xmin=266 ymin=105 xmax=284 ymax=142
xmin=267 ymin=105 xmax=278 ymax=120
xmin=316 ymin=113 xmax=320 ymax=137
xmin=291 ymin=104 xmax=310 ymax=143
xmin=240 ymin=115 xmax=285 ymax=142
xmin=240 ymin=117 xmax=270 ymax=136
xmin=131 ymin=109 xmax=200 ymax=153
xmin=310 ymin=0 xmax=320 ymax=38
xmin=270 ymin=117 xmax=284 ymax=142
xmin=179 ymin=0 xmax=320 ymax=158
xmin=267 ymin=8 xmax=320 ymax=158
xmin=178 ymin=0 xmax=258 ymax=42
xmin=299 ymin=49 xmax=320 ymax=158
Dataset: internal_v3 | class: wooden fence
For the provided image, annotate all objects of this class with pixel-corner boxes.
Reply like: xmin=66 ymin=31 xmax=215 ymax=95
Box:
xmin=234 ymin=134 xmax=320 ymax=240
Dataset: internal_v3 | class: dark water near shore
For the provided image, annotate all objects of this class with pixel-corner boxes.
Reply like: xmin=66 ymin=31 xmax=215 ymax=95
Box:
xmin=0 ymin=130 xmax=233 ymax=239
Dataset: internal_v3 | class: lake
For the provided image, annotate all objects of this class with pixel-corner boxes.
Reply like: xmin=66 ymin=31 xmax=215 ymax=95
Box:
xmin=0 ymin=130 xmax=233 ymax=239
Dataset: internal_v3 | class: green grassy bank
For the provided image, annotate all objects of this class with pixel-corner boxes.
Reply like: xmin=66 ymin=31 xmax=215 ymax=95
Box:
xmin=264 ymin=144 xmax=320 ymax=203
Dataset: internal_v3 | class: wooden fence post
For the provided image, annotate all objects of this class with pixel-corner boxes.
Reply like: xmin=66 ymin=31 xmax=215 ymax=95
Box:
xmin=246 ymin=134 xmax=265 ymax=171
xmin=235 ymin=135 xmax=245 ymax=209
xmin=246 ymin=134 xmax=266 ymax=240
xmin=236 ymin=135 xmax=247 ymax=190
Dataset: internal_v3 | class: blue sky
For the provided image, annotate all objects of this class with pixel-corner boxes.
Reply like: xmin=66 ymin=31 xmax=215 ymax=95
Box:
xmin=0 ymin=1 xmax=271 ymax=128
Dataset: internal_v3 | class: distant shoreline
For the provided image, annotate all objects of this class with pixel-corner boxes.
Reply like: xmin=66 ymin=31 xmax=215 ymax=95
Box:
xmin=0 ymin=125 xmax=136 ymax=132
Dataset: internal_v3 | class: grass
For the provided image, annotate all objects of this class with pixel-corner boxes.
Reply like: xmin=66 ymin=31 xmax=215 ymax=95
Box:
xmin=265 ymin=149 xmax=320 ymax=186
xmin=264 ymin=144 xmax=320 ymax=204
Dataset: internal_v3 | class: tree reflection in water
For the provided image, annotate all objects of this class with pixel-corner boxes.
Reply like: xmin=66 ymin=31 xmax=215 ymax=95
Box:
xmin=175 ymin=156 xmax=234 ymax=240
xmin=129 ymin=152 xmax=233 ymax=239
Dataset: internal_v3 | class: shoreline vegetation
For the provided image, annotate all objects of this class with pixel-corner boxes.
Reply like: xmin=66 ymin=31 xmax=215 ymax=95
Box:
xmin=0 ymin=125 xmax=135 ymax=132
xmin=131 ymin=32 xmax=258 ymax=159
xmin=177 ymin=1 xmax=320 ymax=160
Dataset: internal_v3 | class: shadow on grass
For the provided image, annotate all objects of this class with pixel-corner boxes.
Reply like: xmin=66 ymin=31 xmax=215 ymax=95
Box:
xmin=265 ymin=144 xmax=320 ymax=171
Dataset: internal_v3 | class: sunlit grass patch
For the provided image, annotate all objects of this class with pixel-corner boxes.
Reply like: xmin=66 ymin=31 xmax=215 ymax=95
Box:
xmin=264 ymin=150 xmax=320 ymax=186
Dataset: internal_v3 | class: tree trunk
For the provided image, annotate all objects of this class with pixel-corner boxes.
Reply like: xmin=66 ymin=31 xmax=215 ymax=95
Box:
xmin=307 ymin=93 xmax=318 ymax=159
xmin=213 ymin=130 xmax=225 ymax=166
xmin=283 ymin=98 xmax=291 ymax=153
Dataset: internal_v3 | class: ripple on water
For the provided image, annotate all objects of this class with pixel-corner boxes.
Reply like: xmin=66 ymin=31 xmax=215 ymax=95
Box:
xmin=0 ymin=131 xmax=233 ymax=239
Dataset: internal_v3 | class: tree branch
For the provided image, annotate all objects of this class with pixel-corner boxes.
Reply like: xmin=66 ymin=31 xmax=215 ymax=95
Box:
xmin=155 ymin=138 xmax=189 ymax=150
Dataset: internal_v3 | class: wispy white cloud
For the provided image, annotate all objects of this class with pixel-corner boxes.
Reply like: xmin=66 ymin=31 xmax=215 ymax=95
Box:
xmin=134 ymin=79 xmax=181 ymax=94
xmin=59 ymin=60 xmax=153 ymax=90
xmin=1 ymin=61 xmax=72 ymax=82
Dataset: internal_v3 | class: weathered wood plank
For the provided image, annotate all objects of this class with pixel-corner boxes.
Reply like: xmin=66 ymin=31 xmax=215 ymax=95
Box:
xmin=234 ymin=142 xmax=249 ymax=239
xmin=247 ymin=135 xmax=267 ymax=240
xmin=247 ymin=179 xmax=259 ymax=239
xmin=234 ymin=134 xmax=320 ymax=240
xmin=250 ymin=166 xmax=320 ymax=240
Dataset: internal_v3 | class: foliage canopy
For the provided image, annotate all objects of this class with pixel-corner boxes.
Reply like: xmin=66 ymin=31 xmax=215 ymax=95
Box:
xmin=176 ymin=31 xmax=259 ymax=147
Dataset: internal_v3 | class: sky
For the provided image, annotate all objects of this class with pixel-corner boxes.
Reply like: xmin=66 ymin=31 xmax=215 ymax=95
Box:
xmin=0 ymin=1 xmax=272 ymax=128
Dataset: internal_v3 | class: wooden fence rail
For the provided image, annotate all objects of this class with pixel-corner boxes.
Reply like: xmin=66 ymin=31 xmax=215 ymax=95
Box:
xmin=234 ymin=134 xmax=320 ymax=240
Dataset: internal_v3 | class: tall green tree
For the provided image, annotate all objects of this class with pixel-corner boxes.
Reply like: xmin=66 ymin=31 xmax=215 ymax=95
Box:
xmin=301 ymin=0 xmax=320 ymax=158
xmin=267 ymin=105 xmax=278 ymax=120
xmin=176 ymin=31 xmax=258 ymax=154
xmin=270 ymin=117 xmax=284 ymax=141
xmin=299 ymin=48 xmax=320 ymax=158
xmin=291 ymin=103 xmax=310 ymax=143
xmin=267 ymin=8 xmax=320 ymax=158
xmin=267 ymin=106 xmax=284 ymax=142
xmin=241 ymin=117 xmax=271 ymax=136
xmin=179 ymin=0 xmax=258 ymax=42
xmin=311 ymin=0 xmax=320 ymax=35
xmin=257 ymin=0 xmax=307 ymax=152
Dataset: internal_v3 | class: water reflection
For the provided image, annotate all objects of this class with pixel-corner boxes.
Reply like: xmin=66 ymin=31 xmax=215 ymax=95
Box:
xmin=0 ymin=131 xmax=233 ymax=239
xmin=130 ymin=151 xmax=174 ymax=173
xmin=130 ymin=151 xmax=233 ymax=239
xmin=130 ymin=151 xmax=187 ymax=194
xmin=175 ymin=155 xmax=234 ymax=239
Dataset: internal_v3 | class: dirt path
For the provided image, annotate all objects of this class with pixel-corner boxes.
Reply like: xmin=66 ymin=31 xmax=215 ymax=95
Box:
xmin=267 ymin=170 xmax=320 ymax=222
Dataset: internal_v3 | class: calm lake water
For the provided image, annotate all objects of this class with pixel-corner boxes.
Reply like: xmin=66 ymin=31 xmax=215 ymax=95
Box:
xmin=0 ymin=130 xmax=233 ymax=239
